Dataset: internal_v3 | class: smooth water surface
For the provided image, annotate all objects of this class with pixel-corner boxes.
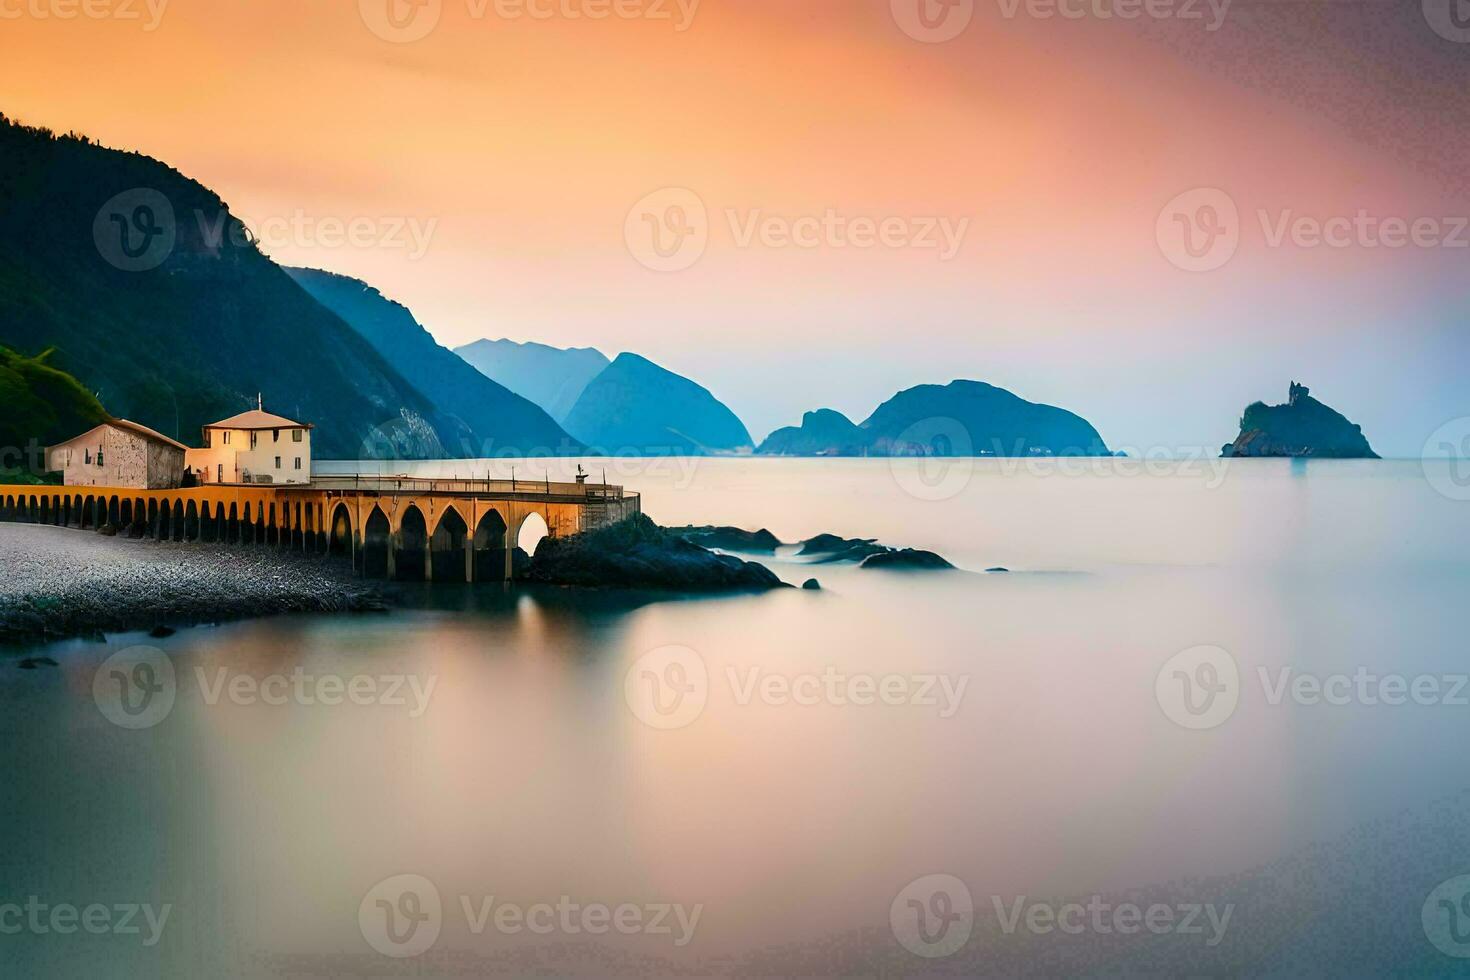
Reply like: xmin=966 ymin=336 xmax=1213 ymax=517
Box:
xmin=4 ymin=458 xmax=1469 ymax=975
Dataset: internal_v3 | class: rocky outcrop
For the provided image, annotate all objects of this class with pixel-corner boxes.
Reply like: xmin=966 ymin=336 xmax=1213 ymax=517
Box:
xmin=524 ymin=515 xmax=787 ymax=592
xmin=859 ymin=549 xmax=954 ymax=570
xmin=757 ymin=409 xmax=867 ymax=456
xmin=756 ymin=380 xmax=1109 ymax=457
xmin=1222 ymin=383 xmax=1378 ymax=459
xmin=797 ymin=533 xmax=890 ymax=563
xmin=667 ymin=525 xmax=782 ymax=553
xmin=562 ymin=353 xmax=753 ymax=455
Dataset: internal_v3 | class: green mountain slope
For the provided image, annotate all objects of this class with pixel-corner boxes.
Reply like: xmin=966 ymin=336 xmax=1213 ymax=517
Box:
xmin=0 ymin=345 xmax=108 ymax=479
xmin=287 ymin=269 xmax=576 ymax=455
xmin=0 ymin=112 xmax=510 ymax=459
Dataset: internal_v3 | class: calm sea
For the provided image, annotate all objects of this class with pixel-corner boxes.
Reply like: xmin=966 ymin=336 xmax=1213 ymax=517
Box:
xmin=4 ymin=457 xmax=1470 ymax=976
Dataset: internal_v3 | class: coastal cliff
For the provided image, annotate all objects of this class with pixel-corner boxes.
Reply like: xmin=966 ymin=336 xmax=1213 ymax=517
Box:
xmin=1222 ymin=383 xmax=1378 ymax=459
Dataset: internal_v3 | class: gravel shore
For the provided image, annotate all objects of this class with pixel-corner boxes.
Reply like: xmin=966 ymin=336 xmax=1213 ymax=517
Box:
xmin=0 ymin=524 xmax=385 ymax=644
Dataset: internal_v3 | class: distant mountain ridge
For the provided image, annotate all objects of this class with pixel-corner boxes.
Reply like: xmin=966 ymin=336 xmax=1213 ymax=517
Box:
xmin=454 ymin=338 xmax=609 ymax=424
xmin=758 ymin=381 xmax=1110 ymax=457
xmin=287 ymin=269 xmax=575 ymax=455
xmin=562 ymin=353 xmax=753 ymax=455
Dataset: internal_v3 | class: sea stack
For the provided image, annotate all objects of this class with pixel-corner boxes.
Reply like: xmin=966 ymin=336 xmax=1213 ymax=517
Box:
xmin=1222 ymin=382 xmax=1378 ymax=459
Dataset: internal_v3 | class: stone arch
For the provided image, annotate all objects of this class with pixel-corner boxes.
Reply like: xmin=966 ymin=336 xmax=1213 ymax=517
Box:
xmin=108 ymin=495 xmax=121 ymax=528
xmin=118 ymin=498 xmax=132 ymax=531
xmin=171 ymin=500 xmax=186 ymax=542
xmin=266 ymin=503 xmax=279 ymax=546
xmin=40 ymin=495 xmax=52 ymax=526
xmin=473 ymin=509 xmax=509 ymax=582
xmin=156 ymin=499 xmax=172 ymax=540
xmin=395 ymin=505 xmax=429 ymax=582
xmin=329 ymin=503 xmax=354 ymax=559
xmin=131 ymin=498 xmax=147 ymax=538
xmin=227 ymin=502 xmax=240 ymax=544
xmin=516 ymin=510 xmax=550 ymax=556
xmin=71 ymin=495 xmax=83 ymax=527
xmin=363 ymin=506 xmax=390 ymax=578
xmin=184 ymin=501 xmax=200 ymax=542
xmin=431 ymin=507 xmax=470 ymax=583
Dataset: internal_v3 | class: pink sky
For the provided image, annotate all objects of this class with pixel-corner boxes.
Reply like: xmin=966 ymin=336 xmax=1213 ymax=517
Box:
xmin=3 ymin=0 xmax=1466 ymax=452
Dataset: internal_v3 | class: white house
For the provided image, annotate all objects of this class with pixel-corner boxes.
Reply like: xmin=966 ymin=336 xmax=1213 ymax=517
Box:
xmin=186 ymin=402 xmax=313 ymax=485
xmin=47 ymin=419 xmax=188 ymax=489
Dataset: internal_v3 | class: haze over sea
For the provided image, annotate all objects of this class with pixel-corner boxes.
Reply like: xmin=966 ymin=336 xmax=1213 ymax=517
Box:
xmin=4 ymin=457 xmax=1469 ymax=975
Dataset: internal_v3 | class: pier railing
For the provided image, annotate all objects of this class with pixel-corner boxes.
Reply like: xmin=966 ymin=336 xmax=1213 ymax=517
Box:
xmin=304 ymin=475 xmax=633 ymax=501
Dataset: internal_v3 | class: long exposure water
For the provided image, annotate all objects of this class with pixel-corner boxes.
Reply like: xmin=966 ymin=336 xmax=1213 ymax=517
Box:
xmin=3 ymin=457 xmax=1469 ymax=975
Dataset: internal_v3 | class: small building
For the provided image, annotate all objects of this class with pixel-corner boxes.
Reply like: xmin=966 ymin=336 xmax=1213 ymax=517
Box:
xmin=186 ymin=402 xmax=314 ymax=485
xmin=47 ymin=419 xmax=188 ymax=489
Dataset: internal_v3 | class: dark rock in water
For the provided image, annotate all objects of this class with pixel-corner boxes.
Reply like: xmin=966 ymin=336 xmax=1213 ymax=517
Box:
xmin=757 ymin=409 xmax=867 ymax=456
xmin=17 ymin=656 xmax=57 ymax=669
xmin=802 ymin=578 xmax=822 ymax=591
xmin=668 ymin=525 xmax=783 ymax=553
xmin=860 ymin=549 xmax=955 ymax=571
xmin=1222 ymin=382 xmax=1378 ymax=459
xmin=149 ymin=625 xmax=176 ymax=638
xmin=511 ymin=546 xmax=531 ymax=580
xmin=97 ymin=523 xmax=118 ymax=537
xmin=986 ymin=567 xmax=1010 ymax=573
xmin=525 ymin=515 xmax=788 ymax=592
xmin=797 ymin=533 xmax=887 ymax=563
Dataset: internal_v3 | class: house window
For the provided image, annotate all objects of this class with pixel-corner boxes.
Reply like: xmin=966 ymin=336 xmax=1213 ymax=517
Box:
xmin=96 ymin=451 xmax=104 ymax=466
xmin=250 ymin=432 xmax=258 ymax=449
xmin=218 ymin=464 xmax=224 ymax=482
xmin=292 ymin=429 xmax=303 ymax=443
xmin=274 ymin=456 xmax=281 ymax=468
xmin=294 ymin=457 xmax=302 ymax=470
xmin=84 ymin=449 xmax=91 ymax=464
xmin=222 ymin=431 xmax=231 ymax=445
xmin=272 ymin=430 xmax=280 ymax=443
xmin=203 ymin=431 xmax=212 ymax=448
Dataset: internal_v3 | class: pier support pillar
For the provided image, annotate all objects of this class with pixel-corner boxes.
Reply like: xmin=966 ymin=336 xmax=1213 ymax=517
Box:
xmin=464 ymin=538 xmax=474 ymax=583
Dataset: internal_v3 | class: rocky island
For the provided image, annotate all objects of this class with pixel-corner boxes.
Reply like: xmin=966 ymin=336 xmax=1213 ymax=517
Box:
xmin=1222 ymin=382 xmax=1378 ymax=459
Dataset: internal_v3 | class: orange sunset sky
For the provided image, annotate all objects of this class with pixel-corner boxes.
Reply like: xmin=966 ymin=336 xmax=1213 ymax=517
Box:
xmin=2 ymin=0 xmax=1466 ymax=452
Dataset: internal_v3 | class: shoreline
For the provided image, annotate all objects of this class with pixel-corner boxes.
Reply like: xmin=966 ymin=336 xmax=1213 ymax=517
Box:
xmin=0 ymin=524 xmax=385 ymax=647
